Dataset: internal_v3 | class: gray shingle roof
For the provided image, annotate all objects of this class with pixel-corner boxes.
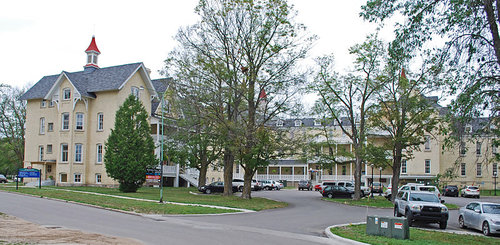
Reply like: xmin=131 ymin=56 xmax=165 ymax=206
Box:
xmin=151 ymin=78 xmax=172 ymax=115
xmin=20 ymin=63 xmax=143 ymax=100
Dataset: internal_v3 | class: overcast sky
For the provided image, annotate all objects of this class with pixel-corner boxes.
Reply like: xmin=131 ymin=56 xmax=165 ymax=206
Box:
xmin=1 ymin=0 xmax=393 ymax=89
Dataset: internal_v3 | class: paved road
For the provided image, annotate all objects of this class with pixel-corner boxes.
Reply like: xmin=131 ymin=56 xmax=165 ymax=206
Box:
xmin=1 ymin=189 xmax=499 ymax=244
xmin=0 ymin=191 xmax=337 ymax=245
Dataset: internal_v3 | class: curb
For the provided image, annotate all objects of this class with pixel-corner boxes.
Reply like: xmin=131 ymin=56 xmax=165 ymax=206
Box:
xmin=324 ymin=222 xmax=369 ymax=245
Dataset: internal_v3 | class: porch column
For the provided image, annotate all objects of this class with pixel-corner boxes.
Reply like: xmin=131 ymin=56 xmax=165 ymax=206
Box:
xmin=174 ymin=163 xmax=179 ymax=187
xmin=279 ymin=166 xmax=281 ymax=180
xmin=304 ymin=166 xmax=307 ymax=180
xmin=266 ymin=166 xmax=269 ymax=179
xmin=156 ymin=123 xmax=160 ymax=156
xmin=350 ymin=162 xmax=353 ymax=181
xmin=335 ymin=164 xmax=338 ymax=181
xmin=292 ymin=166 xmax=295 ymax=182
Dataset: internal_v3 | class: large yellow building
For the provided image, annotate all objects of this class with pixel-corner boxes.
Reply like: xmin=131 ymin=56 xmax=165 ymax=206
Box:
xmin=21 ymin=36 xmax=158 ymax=186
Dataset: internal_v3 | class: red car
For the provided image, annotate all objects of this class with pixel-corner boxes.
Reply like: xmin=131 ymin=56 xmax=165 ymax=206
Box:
xmin=314 ymin=184 xmax=322 ymax=191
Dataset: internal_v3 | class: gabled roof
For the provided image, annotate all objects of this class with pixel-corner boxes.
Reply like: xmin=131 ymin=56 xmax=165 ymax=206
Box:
xmin=20 ymin=62 xmax=150 ymax=100
xmin=151 ymin=78 xmax=173 ymax=115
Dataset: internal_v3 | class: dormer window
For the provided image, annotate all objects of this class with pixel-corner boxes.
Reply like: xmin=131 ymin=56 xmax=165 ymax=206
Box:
xmin=314 ymin=119 xmax=321 ymax=126
xmin=294 ymin=120 xmax=302 ymax=127
xmin=276 ymin=120 xmax=283 ymax=127
xmin=465 ymin=124 xmax=472 ymax=133
xmin=63 ymin=88 xmax=71 ymax=100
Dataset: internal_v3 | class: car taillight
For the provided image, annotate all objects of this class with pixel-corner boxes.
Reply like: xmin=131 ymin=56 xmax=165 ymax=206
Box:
xmin=466 ymin=189 xmax=470 ymax=191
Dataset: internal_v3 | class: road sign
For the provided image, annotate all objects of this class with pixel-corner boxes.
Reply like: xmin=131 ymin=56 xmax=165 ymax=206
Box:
xmin=18 ymin=168 xmax=40 ymax=178
xmin=146 ymin=175 xmax=161 ymax=180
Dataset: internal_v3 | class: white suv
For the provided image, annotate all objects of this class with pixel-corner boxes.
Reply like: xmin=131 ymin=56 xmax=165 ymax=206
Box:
xmin=394 ymin=190 xmax=449 ymax=229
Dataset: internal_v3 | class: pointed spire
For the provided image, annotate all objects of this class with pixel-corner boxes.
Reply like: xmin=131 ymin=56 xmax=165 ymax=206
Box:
xmin=84 ymin=36 xmax=100 ymax=71
xmin=259 ymin=89 xmax=267 ymax=100
xmin=85 ymin=35 xmax=100 ymax=54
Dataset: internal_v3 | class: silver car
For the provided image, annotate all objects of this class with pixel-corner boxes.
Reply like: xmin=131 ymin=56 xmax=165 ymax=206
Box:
xmin=458 ymin=202 xmax=500 ymax=236
xmin=0 ymin=174 xmax=7 ymax=183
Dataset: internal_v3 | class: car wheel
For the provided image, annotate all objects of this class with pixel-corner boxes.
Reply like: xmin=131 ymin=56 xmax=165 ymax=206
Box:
xmin=439 ymin=220 xmax=447 ymax=229
xmin=239 ymin=186 xmax=243 ymax=192
xmin=205 ymin=189 xmax=211 ymax=194
xmin=406 ymin=209 xmax=413 ymax=227
xmin=327 ymin=193 xmax=333 ymax=198
xmin=394 ymin=206 xmax=401 ymax=217
xmin=483 ymin=221 xmax=491 ymax=236
xmin=298 ymin=188 xmax=301 ymax=191
xmin=477 ymin=195 xmax=480 ymax=199
xmin=459 ymin=215 xmax=466 ymax=228
xmin=461 ymin=193 xmax=464 ymax=197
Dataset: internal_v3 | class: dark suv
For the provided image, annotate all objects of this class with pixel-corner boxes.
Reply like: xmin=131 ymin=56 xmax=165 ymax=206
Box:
xmin=298 ymin=180 xmax=312 ymax=191
xmin=442 ymin=185 xmax=458 ymax=197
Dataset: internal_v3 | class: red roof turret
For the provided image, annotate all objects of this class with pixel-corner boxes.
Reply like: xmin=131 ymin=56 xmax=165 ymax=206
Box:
xmin=259 ymin=89 xmax=267 ymax=100
xmin=85 ymin=36 xmax=100 ymax=54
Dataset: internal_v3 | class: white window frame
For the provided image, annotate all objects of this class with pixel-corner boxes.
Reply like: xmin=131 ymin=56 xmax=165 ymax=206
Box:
xmin=74 ymin=144 xmax=83 ymax=163
xmin=314 ymin=119 xmax=321 ymax=126
xmin=131 ymin=86 xmax=140 ymax=99
xmin=276 ymin=120 xmax=283 ymax=127
xmin=47 ymin=144 xmax=52 ymax=154
xmin=424 ymin=135 xmax=431 ymax=151
xmin=96 ymin=173 xmax=102 ymax=184
xmin=38 ymin=146 xmax=44 ymax=161
xmin=48 ymin=122 xmax=54 ymax=132
xmin=63 ymin=88 xmax=71 ymax=100
xmin=62 ymin=113 xmax=70 ymax=130
xmin=61 ymin=144 xmax=68 ymax=162
xmin=40 ymin=117 xmax=45 ymax=134
xmin=477 ymin=162 xmax=482 ymax=177
xmin=49 ymin=100 xmax=55 ymax=107
xmin=401 ymin=160 xmax=407 ymax=174
xmin=294 ymin=120 xmax=302 ymax=127
xmin=476 ymin=141 xmax=482 ymax=156
xmin=75 ymin=113 xmax=84 ymax=130
xmin=96 ymin=144 xmax=103 ymax=163
xmin=425 ymin=159 xmax=431 ymax=174
xmin=41 ymin=100 xmax=46 ymax=108
xmin=461 ymin=163 xmax=466 ymax=176
xmin=97 ymin=113 xmax=104 ymax=131
xmin=74 ymin=173 xmax=82 ymax=183
xmin=460 ymin=141 xmax=466 ymax=156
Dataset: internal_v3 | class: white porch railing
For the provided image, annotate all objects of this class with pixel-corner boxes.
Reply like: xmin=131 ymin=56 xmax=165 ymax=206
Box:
xmin=163 ymin=165 xmax=177 ymax=174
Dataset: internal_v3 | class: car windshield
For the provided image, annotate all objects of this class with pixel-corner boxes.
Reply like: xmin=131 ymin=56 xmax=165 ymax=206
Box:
xmin=409 ymin=193 xmax=439 ymax=203
xmin=483 ymin=204 xmax=500 ymax=214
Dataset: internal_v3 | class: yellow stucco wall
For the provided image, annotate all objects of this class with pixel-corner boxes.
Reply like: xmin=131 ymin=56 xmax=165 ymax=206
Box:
xmin=24 ymin=69 xmax=153 ymax=186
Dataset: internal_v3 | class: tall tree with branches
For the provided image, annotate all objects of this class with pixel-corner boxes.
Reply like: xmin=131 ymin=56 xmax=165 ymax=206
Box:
xmin=0 ymin=84 xmax=26 ymax=169
xmin=310 ymin=35 xmax=385 ymax=200
xmin=164 ymin=0 xmax=315 ymax=198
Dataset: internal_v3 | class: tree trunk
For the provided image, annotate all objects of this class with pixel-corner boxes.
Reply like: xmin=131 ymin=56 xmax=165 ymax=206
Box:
xmin=198 ymin=160 xmax=208 ymax=187
xmin=353 ymin=155 xmax=363 ymax=200
xmin=241 ymin=169 xmax=254 ymax=199
xmin=483 ymin=0 xmax=500 ymax=66
xmin=223 ymin=149 xmax=234 ymax=196
xmin=390 ymin=146 xmax=403 ymax=202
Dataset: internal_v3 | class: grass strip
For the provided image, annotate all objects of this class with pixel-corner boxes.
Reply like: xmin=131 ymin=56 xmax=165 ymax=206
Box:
xmin=1 ymin=187 xmax=237 ymax=215
xmin=322 ymin=196 xmax=459 ymax=209
xmin=330 ymin=224 xmax=498 ymax=245
xmin=49 ymin=186 xmax=287 ymax=211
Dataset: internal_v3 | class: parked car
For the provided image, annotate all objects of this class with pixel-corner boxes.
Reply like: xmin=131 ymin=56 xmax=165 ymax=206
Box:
xmin=458 ymin=202 xmax=500 ymax=236
xmin=418 ymin=185 xmax=441 ymax=199
xmin=252 ymin=179 xmax=262 ymax=191
xmin=232 ymin=179 xmax=261 ymax=191
xmin=461 ymin=186 xmax=480 ymax=198
xmin=322 ymin=185 xmax=354 ymax=199
xmin=314 ymin=184 xmax=322 ymax=191
xmin=385 ymin=183 xmax=426 ymax=200
xmin=371 ymin=182 xmax=384 ymax=193
xmin=336 ymin=181 xmax=370 ymax=196
xmin=298 ymin=180 xmax=312 ymax=191
xmin=0 ymin=174 xmax=7 ymax=183
xmin=275 ymin=180 xmax=284 ymax=190
xmin=393 ymin=190 xmax=448 ymax=229
xmin=442 ymin=185 xmax=459 ymax=197
xmin=199 ymin=181 xmax=238 ymax=194
xmin=260 ymin=179 xmax=280 ymax=190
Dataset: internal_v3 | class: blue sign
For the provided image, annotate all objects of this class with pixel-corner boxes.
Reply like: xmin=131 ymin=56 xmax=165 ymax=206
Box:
xmin=18 ymin=169 xmax=40 ymax=178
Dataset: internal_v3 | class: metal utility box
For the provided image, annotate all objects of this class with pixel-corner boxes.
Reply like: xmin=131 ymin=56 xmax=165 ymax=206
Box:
xmin=366 ymin=216 xmax=409 ymax=240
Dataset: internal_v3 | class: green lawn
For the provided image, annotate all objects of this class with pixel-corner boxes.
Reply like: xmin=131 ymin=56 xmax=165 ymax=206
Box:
xmin=330 ymin=224 xmax=499 ymax=245
xmin=480 ymin=189 xmax=500 ymax=196
xmin=322 ymin=196 xmax=459 ymax=210
xmin=0 ymin=186 xmax=287 ymax=214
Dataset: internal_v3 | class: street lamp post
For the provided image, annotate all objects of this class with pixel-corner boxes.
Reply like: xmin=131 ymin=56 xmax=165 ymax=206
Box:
xmin=494 ymin=173 xmax=498 ymax=196
xmin=379 ymin=167 xmax=382 ymax=196
xmin=159 ymin=89 xmax=165 ymax=203
xmin=370 ymin=164 xmax=374 ymax=198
